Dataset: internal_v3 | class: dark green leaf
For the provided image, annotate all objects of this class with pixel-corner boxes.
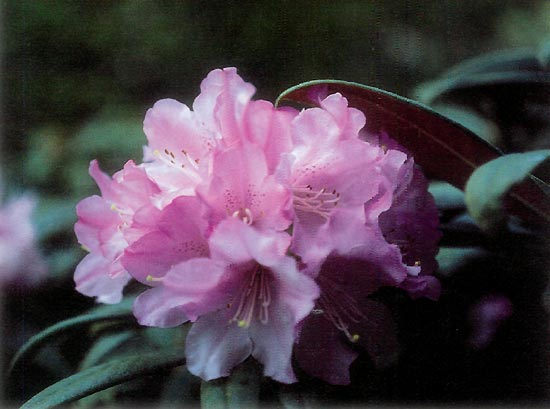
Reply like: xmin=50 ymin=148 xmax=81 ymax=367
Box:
xmin=79 ymin=331 xmax=134 ymax=370
xmin=47 ymin=248 xmax=82 ymax=279
xmin=34 ymin=196 xmax=79 ymax=241
xmin=415 ymin=46 xmax=550 ymax=153
xmin=415 ymin=47 xmax=550 ymax=105
xmin=278 ymin=384 xmax=320 ymax=409
xmin=465 ymin=150 xmax=550 ymax=231
xmin=9 ymin=298 xmax=135 ymax=374
xmin=200 ymin=359 xmax=261 ymax=409
xmin=277 ymin=80 xmax=501 ymax=190
xmin=20 ymin=349 xmax=185 ymax=409
xmin=160 ymin=366 xmax=200 ymax=406
xmin=428 ymin=181 xmax=465 ymax=211
xmin=436 ymin=247 xmax=489 ymax=277
xmin=429 ymin=104 xmax=501 ymax=146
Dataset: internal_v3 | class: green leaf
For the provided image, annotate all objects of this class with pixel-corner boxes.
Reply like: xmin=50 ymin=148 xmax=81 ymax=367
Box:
xmin=415 ymin=46 xmax=550 ymax=152
xmin=415 ymin=47 xmax=550 ymax=105
xmin=160 ymin=366 xmax=200 ymax=406
xmin=20 ymin=349 xmax=186 ymax=409
xmin=278 ymin=385 xmax=320 ymax=409
xmin=33 ymin=196 xmax=79 ymax=241
xmin=277 ymin=80 xmax=501 ymax=191
xmin=9 ymin=298 xmax=135 ymax=374
xmin=200 ymin=359 xmax=261 ymax=409
xmin=428 ymin=181 xmax=465 ymax=211
xmin=465 ymin=150 xmax=550 ymax=231
xmin=429 ymin=104 xmax=501 ymax=147
xmin=436 ymin=247 xmax=489 ymax=277
xmin=79 ymin=331 xmax=135 ymax=370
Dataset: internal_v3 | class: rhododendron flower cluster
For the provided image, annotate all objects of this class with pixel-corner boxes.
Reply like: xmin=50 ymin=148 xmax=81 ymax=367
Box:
xmin=0 ymin=192 xmax=46 ymax=289
xmin=74 ymin=68 xmax=441 ymax=385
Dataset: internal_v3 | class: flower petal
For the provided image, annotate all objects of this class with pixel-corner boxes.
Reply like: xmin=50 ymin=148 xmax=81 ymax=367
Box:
xmin=186 ymin=310 xmax=253 ymax=381
xmin=295 ymin=311 xmax=358 ymax=385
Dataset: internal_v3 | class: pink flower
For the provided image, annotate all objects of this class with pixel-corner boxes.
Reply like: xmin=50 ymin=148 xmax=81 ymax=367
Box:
xmin=73 ymin=67 xmax=442 ymax=386
xmin=196 ymin=142 xmax=293 ymax=233
xmin=140 ymin=68 xmax=260 ymax=202
xmin=280 ymin=93 xmax=409 ymax=264
xmin=368 ymin=134 xmax=442 ymax=300
xmin=0 ymin=194 xmax=46 ymax=289
xmin=133 ymin=218 xmax=319 ymax=383
xmin=468 ymin=294 xmax=512 ymax=349
xmin=74 ymin=160 xmax=161 ymax=303
xmin=294 ymin=210 xmax=415 ymax=385
xmin=121 ymin=195 xmax=209 ymax=284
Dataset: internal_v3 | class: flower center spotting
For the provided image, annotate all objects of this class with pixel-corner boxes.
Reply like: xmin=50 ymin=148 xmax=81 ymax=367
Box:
xmin=314 ymin=274 xmax=365 ymax=343
xmin=224 ymin=183 xmax=265 ymax=225
xmin=229 ymin=265 xmax=272 ymax=328
xmin=292 ymin=185 xmax=340 ymax=220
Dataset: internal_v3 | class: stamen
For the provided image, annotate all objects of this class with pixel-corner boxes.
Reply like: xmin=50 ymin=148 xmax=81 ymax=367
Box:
xmin=146 ymin=274 xmax=163 ymax=282
xmin=153 ymin=147 xmax=202 ymax=183
xmin=292 ymin=185 xmax=340 ymax=220
xmin=230 ymin=267 xmax=271 ymax=328
xmin=316 ymin=275 xmax=365 ymax=343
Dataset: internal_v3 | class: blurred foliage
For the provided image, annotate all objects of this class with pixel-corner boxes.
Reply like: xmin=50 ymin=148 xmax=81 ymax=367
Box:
xmin=2 ymin=0 xmax=550 ymax=407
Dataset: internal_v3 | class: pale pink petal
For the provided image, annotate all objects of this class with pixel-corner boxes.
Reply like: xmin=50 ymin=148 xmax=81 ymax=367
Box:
xmin=122 ymin=196 xmax=208 ymax=283
xmin=74 ymin=253 xmax=130 ymax=304
xmin=319 ymin=93 xmax=366 ymax=141
xmin=75 ymin=196 xmax=120 ymax=253
xmin=197 ymin=143 xmax=292 ymax=232
xmin=193 ymin=67 xmax=255 ymax=146
xmin=132 ymin=257 xmax=229 ymax=326
xmin=0 ymin=195 xmax=47 ymax=288
xmin=133 ymin=286 xmax=189 ymax=327
xmin=208 ymin=218 xmax=291 ymax=267
xmin=243 ymin=100 xmax=298 ymax=172
xmin=249 ymin=297 xmax=298 ymax=384
xmin=186 ymin=310 xmax=253 ymax=381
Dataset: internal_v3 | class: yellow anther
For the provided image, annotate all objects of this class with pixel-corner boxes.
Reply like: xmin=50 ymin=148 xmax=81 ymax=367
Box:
xmin=351 ymin=334 xmax=360 ymax=343
xmin=414 ymin=260 xmax=421 ymax=266
xmin=110 ymin=203 xmax=118 ymax=211
xmin=238 ymin=320 xmax=248 ymax=328
xmin=80 ymin=245 xmax=90 ymax=252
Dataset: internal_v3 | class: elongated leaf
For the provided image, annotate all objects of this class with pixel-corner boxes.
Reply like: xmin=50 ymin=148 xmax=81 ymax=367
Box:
xmin=20 ymin=349 xmax=186 ymax=409
xmin=428 ymin=181 xmax=465 ymax=211
xmin=415 ymin=47 xmax=550 ymax=105
xmin=465 ymin=150 xmax=550 ymax=231
xmin=277 ymin=81 xmax=549 ymax=225
xmin=436 ymin=247 xmax=489 ymax=277
xmin=79 ymin=331 xmax=135 ymax=370
xmin=9 ymin=298 xmax=135 ymax=374
xmin=200 ymin=359 xmax=261 ymax=409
